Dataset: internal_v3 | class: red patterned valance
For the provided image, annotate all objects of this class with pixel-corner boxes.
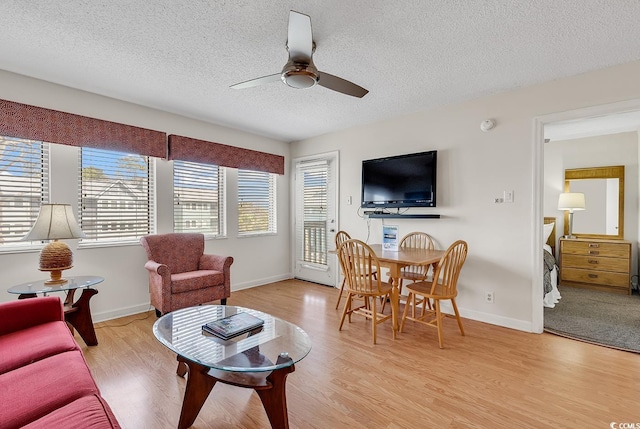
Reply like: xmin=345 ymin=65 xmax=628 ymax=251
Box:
xmin=168 ymin=135 xmax=285 ymax=175
xmin=0 ymin=99 xmax=166 ymax=158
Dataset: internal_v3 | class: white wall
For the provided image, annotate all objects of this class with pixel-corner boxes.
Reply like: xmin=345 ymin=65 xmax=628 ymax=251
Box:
xmin=291 ymin=60 xmax=640 ymax=332
xmin=544 ymin=132 xmax=639 ymax=275
xmin=0 ymin=70 xmax=292 ymax=321
xmin=4 ymin=61 xmax=640 ymax=331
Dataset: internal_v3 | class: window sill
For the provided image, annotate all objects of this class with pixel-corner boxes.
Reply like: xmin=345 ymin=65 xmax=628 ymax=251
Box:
xmin=237 ymin=232 xmax=277 ymax=239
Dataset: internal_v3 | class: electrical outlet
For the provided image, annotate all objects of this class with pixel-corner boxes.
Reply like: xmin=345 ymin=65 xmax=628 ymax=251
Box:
xmin=484 ymin=291 xmax=495 ymax=304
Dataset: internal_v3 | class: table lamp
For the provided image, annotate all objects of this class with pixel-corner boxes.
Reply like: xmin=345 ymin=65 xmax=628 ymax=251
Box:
xmin=558 ymin=192 xmax=586 ymax=239
xmin=23 ymin=204 xmax=86 ymax=284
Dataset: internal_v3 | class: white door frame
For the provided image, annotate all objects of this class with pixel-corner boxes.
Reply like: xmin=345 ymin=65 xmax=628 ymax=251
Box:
xmin=290 ymin=151 xmax=340 ymax=286
xmin=531 ymin=98 xmax=640 ymax=333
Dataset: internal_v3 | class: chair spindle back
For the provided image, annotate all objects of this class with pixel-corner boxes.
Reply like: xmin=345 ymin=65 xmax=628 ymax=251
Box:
xmin=335 ymin=230 xmax=351 ymax=249
xmin=399 ymin=232 xmax=435 ymax=277
xmin=430 ymin=240 xmax=468 ymax=297
xmin=399 ymin=232 xmax=435 ymax=251
xmin=337 ymin=239 xmax=383 ymax=295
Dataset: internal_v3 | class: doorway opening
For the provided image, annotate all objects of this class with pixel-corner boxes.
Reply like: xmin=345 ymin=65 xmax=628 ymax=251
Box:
xmin=534 ymin=99 xmax=640 ymax=333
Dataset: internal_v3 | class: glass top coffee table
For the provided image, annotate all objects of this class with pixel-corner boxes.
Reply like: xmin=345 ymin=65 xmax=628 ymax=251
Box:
xmin=7 ymin=275 xmax=103 ymax=346
xmin=153 ymin=305 xmax=311 ymax=429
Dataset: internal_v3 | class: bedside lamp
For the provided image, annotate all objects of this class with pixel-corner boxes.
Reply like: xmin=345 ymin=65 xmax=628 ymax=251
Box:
xmin=23 ymin=204 xmax=86 ymax=284
xmin=558 ymin=192 xmax=586 ymax=239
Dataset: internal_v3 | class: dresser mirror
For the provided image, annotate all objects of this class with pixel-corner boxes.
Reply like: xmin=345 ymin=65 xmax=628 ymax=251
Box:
xmin=564 ymin=165 xmax=624 ymax=240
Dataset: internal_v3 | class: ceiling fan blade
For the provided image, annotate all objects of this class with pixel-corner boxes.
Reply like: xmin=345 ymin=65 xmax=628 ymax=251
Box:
xmin=230 ymin=73 xmax=281 ymax=89
xmin=287 ymin=10 xmax=313 ymax=63
xmin=317 ymin=72 xmax=369 ymax=98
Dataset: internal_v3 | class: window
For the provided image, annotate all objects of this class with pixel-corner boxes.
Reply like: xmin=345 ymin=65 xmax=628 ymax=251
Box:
xmin=0 ymin=136 xmax=49 ymax=247
xmin=238 ymin=170 xmax=276 ymax=236
xmin=79 ymin=148 xmax=153 ymax=244
xmin=173 ymin=160 xmax=225 ymax=236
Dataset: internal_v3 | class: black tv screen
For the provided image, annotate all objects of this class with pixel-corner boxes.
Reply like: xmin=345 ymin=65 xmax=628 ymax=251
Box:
xmin=361 ymin=150 xmax=437 ymax=208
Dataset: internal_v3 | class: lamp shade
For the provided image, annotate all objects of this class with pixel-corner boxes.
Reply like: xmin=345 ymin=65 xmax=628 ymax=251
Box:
xmin=23 ymin=204 xmax=86 ymax=241
xmin=22 ymin=204 xmax=85 ymax=284
xmin=557 ymin=193 xmax=586 ymax=211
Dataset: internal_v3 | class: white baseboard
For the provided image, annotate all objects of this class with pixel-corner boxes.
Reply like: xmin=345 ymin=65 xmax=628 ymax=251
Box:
xmin=92 ymin=273 xmax=294 ymax=323
xmin=92 ymin=303 xmax=153 ymax=323
xmin=231 ymin=273 xmax=293 ymax=291
xmin=437 ymin=301 xmax=533 ymax=332
xmin=93 ymin=276 xmax=536 ymax=334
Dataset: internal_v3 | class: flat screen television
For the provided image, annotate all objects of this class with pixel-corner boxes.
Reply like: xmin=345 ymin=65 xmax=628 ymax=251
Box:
xmin=361 ymin=150 xmax=437 ymax=208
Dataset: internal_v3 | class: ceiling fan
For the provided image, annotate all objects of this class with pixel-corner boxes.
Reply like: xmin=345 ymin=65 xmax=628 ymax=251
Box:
xmin=230 ymin=10 xmax=369 ymax=98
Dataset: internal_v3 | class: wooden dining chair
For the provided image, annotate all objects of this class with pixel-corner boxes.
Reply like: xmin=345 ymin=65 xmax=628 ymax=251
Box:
xmin=400 ymin=240 xmax=468 ymax=348
xmin=381 ymin=231 xmax=435 ymax=312
xmin=396 ymin=231 xmax=435 ymax=294
xmin=334 ymin=231 xmax=377 ymax=309
xmin=337 ymin=239 xmax=393 ymax=344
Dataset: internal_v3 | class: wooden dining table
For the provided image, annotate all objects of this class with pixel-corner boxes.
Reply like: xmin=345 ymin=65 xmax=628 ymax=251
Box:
xmin=367 ymin=244 xmax=445 ymax=338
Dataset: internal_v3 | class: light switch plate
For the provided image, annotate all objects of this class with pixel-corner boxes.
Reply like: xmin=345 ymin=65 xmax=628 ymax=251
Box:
xmin=504 ymin=190 xmax=514 ymax=203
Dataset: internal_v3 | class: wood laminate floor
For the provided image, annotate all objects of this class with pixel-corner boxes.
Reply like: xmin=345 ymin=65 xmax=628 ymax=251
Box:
xmin=82 ymin=280 xmax=640 ymax=429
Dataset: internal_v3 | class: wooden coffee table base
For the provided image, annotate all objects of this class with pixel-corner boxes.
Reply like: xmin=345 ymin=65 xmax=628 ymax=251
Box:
xmin=175 ymin=354 xmax=295 ymax=429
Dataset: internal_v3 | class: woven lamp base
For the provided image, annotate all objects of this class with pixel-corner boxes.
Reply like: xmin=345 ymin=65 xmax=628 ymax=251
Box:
xmin=39 ymin=240 xmax=73 ymax=285
xmin=40 ymin=267 xmax=73 ymax=285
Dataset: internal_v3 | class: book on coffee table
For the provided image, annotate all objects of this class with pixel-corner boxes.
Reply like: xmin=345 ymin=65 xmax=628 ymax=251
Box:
xmin=202 ymin=312 xmax=264 ymax=340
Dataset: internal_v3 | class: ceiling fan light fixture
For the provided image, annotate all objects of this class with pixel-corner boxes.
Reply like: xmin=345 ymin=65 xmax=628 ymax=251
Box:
xmin=230 ymin=11 xmax=368 ymax=97
xmin=281 ymin=69 xmax=319 ymax=89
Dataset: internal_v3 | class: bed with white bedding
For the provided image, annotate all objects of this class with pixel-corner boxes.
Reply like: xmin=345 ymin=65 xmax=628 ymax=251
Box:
xmin=543 ymin=218 xmax=561 ymax=308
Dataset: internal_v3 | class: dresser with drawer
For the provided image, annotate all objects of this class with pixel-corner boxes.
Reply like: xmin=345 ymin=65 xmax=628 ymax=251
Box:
xmin=559 ymin=238 xmax=631 ymax=294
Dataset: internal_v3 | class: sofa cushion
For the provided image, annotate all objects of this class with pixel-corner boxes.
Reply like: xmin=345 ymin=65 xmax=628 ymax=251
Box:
xmin=21 ymin=394 xmax=121 ymax=429
xmin=0 ymin=321 xmax=79 ymax=374
xmin=0 ymin=351 xmax=99 ymax=429
xmin=171 ymin=270 xmax=223 ymax=294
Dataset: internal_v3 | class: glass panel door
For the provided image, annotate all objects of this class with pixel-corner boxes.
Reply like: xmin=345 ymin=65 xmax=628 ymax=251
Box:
xmin=293 ymin=153 xmax=338 ymax=286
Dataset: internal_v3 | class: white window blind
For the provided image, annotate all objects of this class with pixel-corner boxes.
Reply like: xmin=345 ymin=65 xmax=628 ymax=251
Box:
xmin=0 ymin=136 xmax=49 ymax=247
xmin=238 ymin=170 xmax=276 ymax=236
xmin=79 ymin=148 xmax=153 ymax=244
xmin=173 ymin=160 xmax=225 ymax=236
xmin=295 ymin=160 xmax=328 ymax=265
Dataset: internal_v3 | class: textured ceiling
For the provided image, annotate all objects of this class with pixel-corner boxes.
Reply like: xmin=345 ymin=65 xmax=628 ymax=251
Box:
xmin=1 ymin=1 xmax=640 ymax=142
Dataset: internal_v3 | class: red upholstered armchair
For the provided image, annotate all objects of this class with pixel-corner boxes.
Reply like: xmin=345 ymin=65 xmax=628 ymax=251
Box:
xmin=140 ymin=233 xmax=233 ymax=316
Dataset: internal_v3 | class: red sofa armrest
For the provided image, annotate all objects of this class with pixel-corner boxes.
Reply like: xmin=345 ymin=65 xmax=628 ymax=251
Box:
xmin=0 ymin=296 xmax=64 ymax=336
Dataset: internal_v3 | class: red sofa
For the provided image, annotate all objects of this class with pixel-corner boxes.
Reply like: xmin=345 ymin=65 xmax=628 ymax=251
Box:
xmin=0 ymin=296 xmax=121 ymax=429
